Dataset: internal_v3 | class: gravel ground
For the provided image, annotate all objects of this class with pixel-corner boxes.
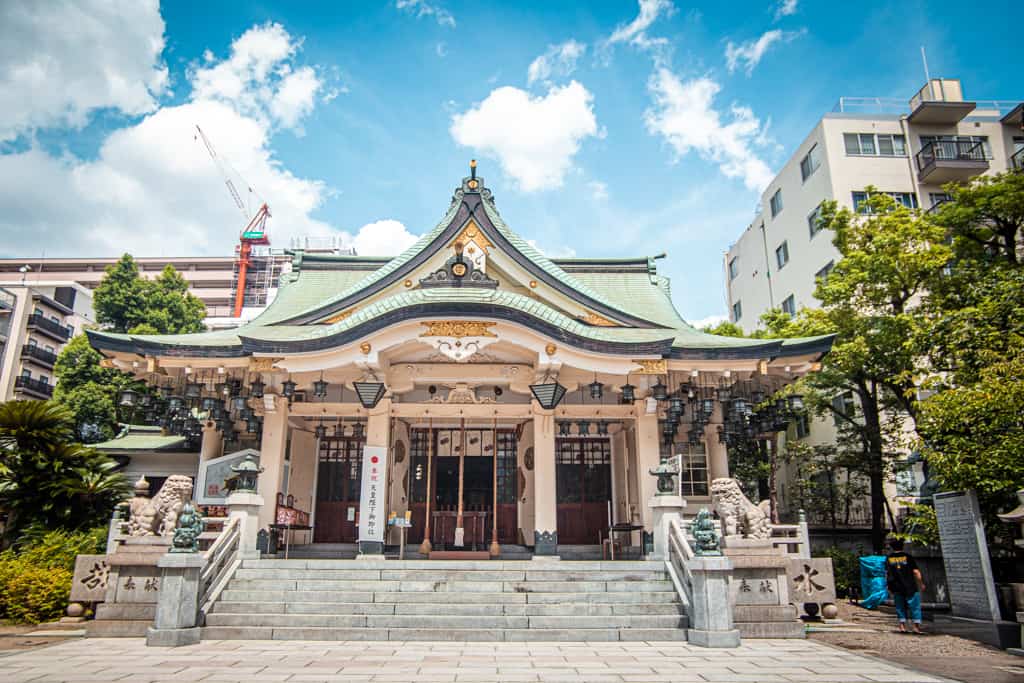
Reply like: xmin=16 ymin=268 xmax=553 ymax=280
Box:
xmin=809 ymin=602 xmax=1024 ymax=683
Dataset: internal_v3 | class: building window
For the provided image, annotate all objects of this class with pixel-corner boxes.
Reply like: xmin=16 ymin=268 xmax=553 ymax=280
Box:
xmin=852 ymin=190 xmax=918 ymax=213
xmin=677 ymin=443 xmax=709 ymax=497
xmin=732 ymin=300 xmax=742 ymax=322
xmin=770 ymin=189 xmax=783 ymax=217
xmin=815 ymin=261 xmax=835 ymax=284
xmin=45 ymin=345 xmax=55 ymax=354
xmin=781 ymin=294 xmax=796 ymax=318
xmin=844 ymin=133 xmax=906 ymax=157
xmin=39 ymin=375 xmax=50 ymax=385
xmin=929 ymin=192 xmax=952 ymax=209
xmin=832 ymin=391 xmax=856 ymax=425
xmin=800 ymin=144 xmax=821 ymax=181
xmin=26 ymin=338 xmax=37 ymax=348
xmin=775 ymin=241 xmax=790 ymax=269
xmin=794 ymin=413 xmax=810 ymax=439
xmin=728 ymin=257 xmax=739 ymax=280
xmin=21 ymin=369 xmax=31 ymax=379
xmin=807 ymin=204 xmax=824 ymax=238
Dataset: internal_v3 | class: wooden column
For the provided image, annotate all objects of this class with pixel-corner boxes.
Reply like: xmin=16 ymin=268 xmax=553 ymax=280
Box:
xmin=454 ymin=418 xmax=466 ymax=546
xmin=532 ymin=401 xmax=558 ymax=556
xmin=256 ymin=394 xmax=289 ymax=531
xmin=489 ymin=415 xmax=500 ymax=557
xmin=419 ymin=420 xmax=434 ymax=555
xmin=633 ymin=400 xmax=661 ymax=534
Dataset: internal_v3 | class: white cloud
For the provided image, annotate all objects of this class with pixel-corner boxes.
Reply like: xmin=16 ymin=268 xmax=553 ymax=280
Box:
xmin=395 ymin=0 xmax=455 ymax=28
xmin=690 ymin=314 xmax=728 ymax=329
xmin=189 ymin=22 xmax=324 ymax=132
xmin=450 ymin=82 xmax=599 ymax=192
xmin=0 ymin=21 xmax=376 ymax=259
xmin=435 ymin=42 xmax=448 ymax=58
xmin=725 ymin=29 xmax=802 ymax=76
xmin=774 ymin=0 xmax=798 ymax=19
xmin=350 ymin=219 xmax=419 ymax=256
xmin=0 ymin=0 xmax=168 ymax=142
xmin=527 ymin=40 xmax=586 ymax=86
xmin=644 ymin=68 xmax=773 ymax=191
xmin=588 ymin=180 xmax=609 ymax=201
xmin=604 ymin=0 xmax=674 ymax=55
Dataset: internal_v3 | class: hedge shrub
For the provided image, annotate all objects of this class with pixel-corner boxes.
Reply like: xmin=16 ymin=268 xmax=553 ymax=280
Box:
xmin=0 ymin=527 xmax=106 ymax=624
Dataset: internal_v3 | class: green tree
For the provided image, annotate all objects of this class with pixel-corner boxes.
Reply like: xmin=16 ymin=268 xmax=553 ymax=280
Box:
xmin=93 ymin=255 xmax=205 ymax=334
xmin=932 ymin=170 xmax=1024 ymax=266
xmin=0 ymin=401 xmax=130 ymax=541
xmin=702 ymin=320 xmax=745 ymax=337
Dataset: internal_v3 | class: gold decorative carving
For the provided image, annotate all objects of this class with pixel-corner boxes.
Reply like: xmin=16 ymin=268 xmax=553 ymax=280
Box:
xmin=545 ymin=343 xmax=557 ymax=356
xmin=632 ymin=359 xmax=667 ymax=374
xmin=322 ymin=308 xmax=356 ymax=324
xmin=580 ymin=312 xmax=617 ymax=327
xmin=146 ymin=357 xmax=160 ymax=373
xmin=404 ymin=279 xmax=413 ymax=288
xmin=249 ymin=357 xmax=281 ymax=372
xmin=449 ymin=220 xmax=494 ymax=255
xmin=419 ymin=321 xmax=497 ymax=338
xmin=99 ymin=358 xmax=115 ymax=369
xmin=359 ymin=342 xmax=372 ymax=354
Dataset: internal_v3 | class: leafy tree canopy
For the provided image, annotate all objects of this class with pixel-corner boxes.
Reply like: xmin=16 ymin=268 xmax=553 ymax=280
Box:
xmin=93 ymin=255 xmax=205 ymax=334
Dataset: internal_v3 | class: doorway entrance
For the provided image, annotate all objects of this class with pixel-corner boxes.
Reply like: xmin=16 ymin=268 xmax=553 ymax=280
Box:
xmin=408 ymin=426 xmax=518 ymax=547
xmin=313 ymin=435 xmax=365 ymax=543
xmin=556 ymin=437 xmax=612 ymax=545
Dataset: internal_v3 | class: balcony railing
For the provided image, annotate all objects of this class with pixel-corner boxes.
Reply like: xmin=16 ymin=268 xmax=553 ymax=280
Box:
xmin=1012 ymin=147 xmax=1024 ymax=172
xmin=15 ymin=376 xmax=54 ymax=398
xmin=916 ymin=140 xmax=986 ymax=172
xmin=26 ymin=312 xmax=72 ymax=341
xmin=21 ymin=344 xmax=59 ymax=368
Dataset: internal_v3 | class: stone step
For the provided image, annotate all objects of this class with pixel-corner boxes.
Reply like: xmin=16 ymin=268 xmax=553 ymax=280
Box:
xmin=240 ymin=559 xmax=664 ymax=571
xmin=231 ymin=567 xmax=668 ymax=582
xmin=200 ymin=626 xmax=688 ymax=642
xmin=206 ymin=612 xmax=686 ymax=630
xmin=218 ymin=588 xmax=678 ymax=605
xmin=736 ymin=621 xmax=806 ymax=638
xmin=225 ymin=578 xmax=674 ymax=593
xmin=211 ymin=600 xmax=684 ymax=616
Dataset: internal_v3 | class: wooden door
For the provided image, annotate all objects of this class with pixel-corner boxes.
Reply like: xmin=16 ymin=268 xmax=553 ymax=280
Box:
xmin=556 ymin=438 xmax=612 ymax=544
xmin=313 ymin=436 xmax=364 ymax=543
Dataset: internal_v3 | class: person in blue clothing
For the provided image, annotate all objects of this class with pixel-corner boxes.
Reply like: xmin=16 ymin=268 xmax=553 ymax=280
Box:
xmin=886 ymin=537 xmax=925 ymax=633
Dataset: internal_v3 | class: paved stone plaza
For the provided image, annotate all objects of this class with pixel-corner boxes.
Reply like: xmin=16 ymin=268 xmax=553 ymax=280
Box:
xmin=0 ymin=638 xmax=950 ymax=682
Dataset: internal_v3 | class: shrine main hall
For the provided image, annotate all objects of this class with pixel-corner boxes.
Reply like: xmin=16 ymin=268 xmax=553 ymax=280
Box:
xmin=88 ymin=165 xmax=830 ymax=559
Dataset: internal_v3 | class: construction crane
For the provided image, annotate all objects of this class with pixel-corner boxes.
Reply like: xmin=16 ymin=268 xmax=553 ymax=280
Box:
xmin=194 ymin=125 xmax=272 ymax=318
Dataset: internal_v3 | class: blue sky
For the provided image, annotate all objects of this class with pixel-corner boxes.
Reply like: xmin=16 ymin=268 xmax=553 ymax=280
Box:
xmin=0 ymin=0 xmax=1017 ymax=324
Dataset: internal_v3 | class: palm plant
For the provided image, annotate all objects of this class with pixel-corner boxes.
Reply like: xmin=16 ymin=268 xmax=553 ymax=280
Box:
xmin=0 ymin=400 xmax=130 ymax=543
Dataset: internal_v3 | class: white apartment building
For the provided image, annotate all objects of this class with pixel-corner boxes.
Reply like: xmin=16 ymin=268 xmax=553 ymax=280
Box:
xmin=0 ymin=282 xmax=95 ymax=401
xmin=725 ymin=79 xmax=1023 ymax=328
xmin=723 ymin=80 xmax=1022 ymax=527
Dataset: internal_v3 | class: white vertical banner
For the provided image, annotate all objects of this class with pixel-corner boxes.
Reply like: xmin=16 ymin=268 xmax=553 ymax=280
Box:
xmin=358 ymin=445 xmax=388 ymax=544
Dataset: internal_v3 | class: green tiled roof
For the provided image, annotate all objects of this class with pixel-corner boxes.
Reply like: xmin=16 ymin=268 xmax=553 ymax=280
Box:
xmin=93 ymin=426 xmax=188 ymax=451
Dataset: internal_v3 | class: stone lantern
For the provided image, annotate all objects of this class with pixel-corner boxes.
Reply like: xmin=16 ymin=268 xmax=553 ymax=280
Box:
xmin=229 ymin=455 xmax=263 ymax=492
xmin=997 ymin=489 xmax=1024 ymax=549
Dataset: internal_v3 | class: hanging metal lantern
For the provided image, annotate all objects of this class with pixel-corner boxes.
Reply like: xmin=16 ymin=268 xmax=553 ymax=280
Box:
xmin=334 ymin=422 xmax=345 ymax=437
xmin=314 ymin=423 xmax=327 ymax=439
xmin=620 ymin=383 xmax=636 ymax=403
xmin=661 ymin=420 xmax=677 ymax=437
xmin=140 ymin=392 xmax=153 ymax=408
xmin=715 ymin=386 xmax=731 ymax=402
xmin=701 ymin=398 xmax=715 ymax=415
xmin=529 ymin=381 xmax=567 ymax=410
xmin=239 ymin=407 xmax=253 ymax=421
xmin=651 ymin=378 xmax=668 ymax=402
xmin=352 ymin=422 xmax=365 ymax=439
xmin=668 ymin=395 xmax=685 ymax=416
xmin=353 ymin=380 xmax=386 ymax=408
xmin=231 ymin=396 xmax=247 ymax=412
xmin=596 ymin=421 xmax=609 ymax=436
xmin=576 ymin=420 xmax=591 ymax=436
xmin=774 ymin=398 xmax=787 ymax=413
xmin=250 ymin=377 xmax=265 ymax=398
xmin=732 ymin=397 xmax=748 ymax=414
xmin=201 ymin=396 xmax=217 ymax=411
xmin=246 ymin=418 xmax=260 ymax=434
xmin=184 ymin=381 xmax=202 ymax=399
xmin=588 ymin=379 xmax=603 ymax=400
xmin=558 ymin=421 xmax=572 ymax=437
xmin=787 ymin=394 xmax=805 ymax=411
xmin=216 ymin=381 xmax=231 ymax=397
xmin=313 ymin=378 xmax=329 ymax=398
xmin=118 ymin=387 xmax=139 ymax=407
xmin=688 ymin=429 xmax=702 ymax=446
xmin=281 ymin=379 xmax=297 ymax=397
xmin=751 ymin=390 xmax=766 ymax=404
xmin=158 ymin=384 xmax=172 ymax=398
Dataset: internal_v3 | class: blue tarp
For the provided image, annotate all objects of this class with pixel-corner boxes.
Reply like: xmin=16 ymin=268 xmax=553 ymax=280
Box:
xmin=859 ymin=555 xmax=888 ymax=609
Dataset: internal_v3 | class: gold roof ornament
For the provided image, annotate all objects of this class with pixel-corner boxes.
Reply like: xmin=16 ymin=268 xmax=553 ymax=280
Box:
xmin=580 ymin=312 xmax=617 ymax=327
xmin=632 ymin=359 xmax=668 ymax=374
xmin=449 ymin=219 xmax=494 ymax=255
xmin=322 ymin=307 xmax=356 ymax=324
xmin=419 ymin=321 xmax=497 ymax=338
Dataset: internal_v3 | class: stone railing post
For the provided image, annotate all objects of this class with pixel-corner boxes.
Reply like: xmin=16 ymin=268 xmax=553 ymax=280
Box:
xmin=146 ymin=553 xmax=207 ymax=647
xmin=648 ymin=494 xmax=686 ymax=560
xmin=227 ymin=490 xmax=265 ymax=560
xmin=687 ymin=555 xmax=741 ymax=647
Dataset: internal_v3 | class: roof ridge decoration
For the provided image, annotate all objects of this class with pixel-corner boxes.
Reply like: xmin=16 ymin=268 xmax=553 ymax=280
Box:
xmin=263 ymin=163 xmax=665 ymax=329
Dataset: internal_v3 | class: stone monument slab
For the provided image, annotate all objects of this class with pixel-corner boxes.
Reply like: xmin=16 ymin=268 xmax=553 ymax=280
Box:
xmin=934 ymin=490 xmax=1001 ymax=622
xmin=788 ymin=557 xmax=837 ymax=606
xmin=70 ymin=555 xmax=109 ymax=603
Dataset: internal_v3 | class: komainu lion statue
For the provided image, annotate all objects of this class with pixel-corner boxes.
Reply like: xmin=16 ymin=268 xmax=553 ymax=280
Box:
xmin=710 ymin=477 xmax=770 ymax=540
xmin=129 ymin=475 xmax=194 ymax=537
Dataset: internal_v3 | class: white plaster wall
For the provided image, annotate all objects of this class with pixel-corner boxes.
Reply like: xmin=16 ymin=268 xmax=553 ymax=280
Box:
xmin=287 ymin=428 xmax=317 ymax=517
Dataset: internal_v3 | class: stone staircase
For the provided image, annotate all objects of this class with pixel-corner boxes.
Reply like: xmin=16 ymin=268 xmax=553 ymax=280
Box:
xmin=203 ymin=559 xmax=688 ymax=641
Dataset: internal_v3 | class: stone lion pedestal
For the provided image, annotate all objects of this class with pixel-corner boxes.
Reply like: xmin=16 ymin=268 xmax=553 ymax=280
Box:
xmin=722 ymin=537 xmax=805 ymax=638
xmin=86 ymin=537 xmax=170 ymax=637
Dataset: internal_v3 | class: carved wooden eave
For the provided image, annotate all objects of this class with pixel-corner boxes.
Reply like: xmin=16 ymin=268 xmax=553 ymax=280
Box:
xmin=419 ymin=321 xmax=497 ymax=338
xmin=632 ymin=359 xmax=668 ymax=374
xmin=448 ymin=219 xmax=494 ymax=255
